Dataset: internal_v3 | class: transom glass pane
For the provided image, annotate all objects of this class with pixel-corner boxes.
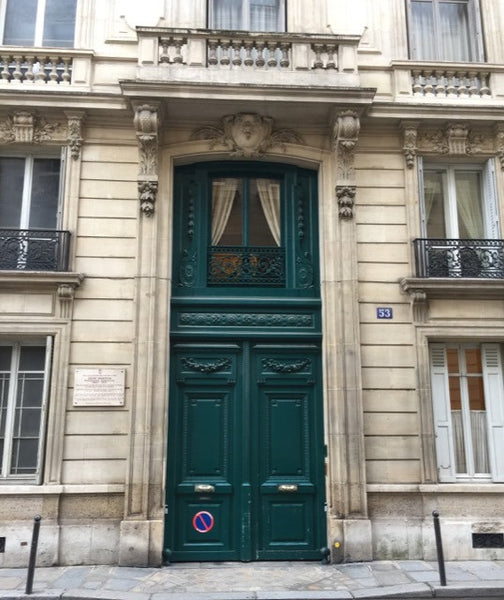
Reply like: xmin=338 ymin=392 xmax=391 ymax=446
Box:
xmin=211 ymin=177 xmax=280 ymax=247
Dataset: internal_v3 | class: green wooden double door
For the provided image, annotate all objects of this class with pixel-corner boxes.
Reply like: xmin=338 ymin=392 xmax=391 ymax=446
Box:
xmin=164 ymin=340 xmax=326 ymax=562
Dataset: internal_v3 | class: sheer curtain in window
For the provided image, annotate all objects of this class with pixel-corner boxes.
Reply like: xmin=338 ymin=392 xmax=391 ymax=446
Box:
xmin=455 ymin=173 xmax=484 ymax=238
xmin=212 ymin=0 xmax=242 ymax=29
xmin=256 ymin=179 xmax=280 ymax=245
xmin=211 ymin=179 xmax=239 ymax=245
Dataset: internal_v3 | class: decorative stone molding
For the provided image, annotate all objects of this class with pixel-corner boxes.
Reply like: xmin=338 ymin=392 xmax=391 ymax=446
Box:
xmin=0 ymin=111 xmax=62 ymax=144
xmin=191 ymin=112 xmax=304 ymax=157
xmin=65 ymin=111 xmax=85 ymax=160
xmin=336 ymin=185 xmax=356 ymax=220
xmin=333 ymin=110 xmax=360 ymax=219
xmin=495 ymin=123 xmax=504 ymax=170
xmin=401 ymin=121 xmax=419 ymax=169
xmin=133 ymin=102 xmax=161 ymax=216
xmin=416 ymin=122 xmax=493 ymax=157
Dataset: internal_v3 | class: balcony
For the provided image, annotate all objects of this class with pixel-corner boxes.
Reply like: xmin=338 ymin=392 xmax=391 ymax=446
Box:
xmin=390 ymin=61 xmax=504 ymax=102
xmin=208 ymin=246 xmax=285 ymax=287
xmin=0 ymin=48 xmax=93 ymax=88
xmin=414 ymin=239 xmax=504 ymax=279
xmin=135 ymin=27 xmax=361 ymax=89
xmin=0 ymin=229 xmax=71 ymax=272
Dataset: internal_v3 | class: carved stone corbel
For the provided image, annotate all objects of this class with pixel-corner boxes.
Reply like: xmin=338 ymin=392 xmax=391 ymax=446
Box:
xmin=494 ymin=123 xmax=504 ymax=170
xmin=65 ymin=111 xmax=85 ymax=160
xmin=58 ymin=281 xmax=81 ymax=319
xmin=133 ymin=102 xmax=161 ymax=216
xmin=400 ymin=121 xmax=419 ymax=169
xmin=333 ymin=110 xmax=360 ymax=219
xmin=410 ymin=289 xmax=427 ymax=323
xmin=336 ymin=185 xmax=356 ymax=220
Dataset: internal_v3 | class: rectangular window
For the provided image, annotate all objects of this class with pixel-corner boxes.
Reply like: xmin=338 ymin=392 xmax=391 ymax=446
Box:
xmin=430 ymin=343 xmax=504 ymax=482
xmin=209 ymin=0 xmax=285 ymax=32
xmin=407 ymin=0 xmax=484 ymax=62
xmin=0 ymin=339 xmax=52 ymax=482
xmin=417 ymin=160 xmax=501 ymax=278
xmin=1 ymin=0 xmax=77 ymax=47
xmin=0 ymin=154 xmax=65 ymax=270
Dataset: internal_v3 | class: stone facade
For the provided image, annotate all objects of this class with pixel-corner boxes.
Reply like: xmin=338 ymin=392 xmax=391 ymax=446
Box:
xmin=0 ymin=0 xmax=504 ymax=567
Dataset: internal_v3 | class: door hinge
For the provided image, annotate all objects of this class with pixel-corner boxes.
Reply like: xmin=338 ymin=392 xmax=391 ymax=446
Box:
xmin=164 ymin=504 xmax=169 ymax=515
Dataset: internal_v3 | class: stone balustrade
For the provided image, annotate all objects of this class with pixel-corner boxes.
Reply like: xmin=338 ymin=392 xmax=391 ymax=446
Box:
xmin=0 ymin=48 xmax=93 ymax=88
xmin=137 ymin=27 xmax=360 ymax=79
xmin=391 ymin=61 xmax=501 ymax=100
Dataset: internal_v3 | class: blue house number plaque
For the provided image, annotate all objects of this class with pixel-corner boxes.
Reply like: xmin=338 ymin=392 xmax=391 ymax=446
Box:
xmin=377 ymin=307 xmax=393 ymax=319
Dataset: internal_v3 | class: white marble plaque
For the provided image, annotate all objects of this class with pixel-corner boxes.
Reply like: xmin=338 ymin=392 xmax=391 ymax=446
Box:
xmin=73 ymin=368 xmax=125 ymax=406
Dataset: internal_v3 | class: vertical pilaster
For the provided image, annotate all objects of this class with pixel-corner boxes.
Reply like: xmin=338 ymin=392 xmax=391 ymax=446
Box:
xmin=325 ymin=108 xmax=371 ymax=560
xmin=120 ymin=101 xmax=162 ymax=566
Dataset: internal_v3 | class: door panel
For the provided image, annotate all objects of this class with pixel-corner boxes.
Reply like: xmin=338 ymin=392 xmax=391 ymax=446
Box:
xmin=165 ymin=342 xmax=325 ymax=561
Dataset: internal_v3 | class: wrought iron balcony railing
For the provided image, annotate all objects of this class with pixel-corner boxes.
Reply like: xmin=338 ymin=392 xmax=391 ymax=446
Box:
xmin=414 ymin=238 xmax=504 ymax=279
xmin=0 ymin=229 xmax=71 ymax=271
xmin=208 ymin=246 xmax=285 ymax=286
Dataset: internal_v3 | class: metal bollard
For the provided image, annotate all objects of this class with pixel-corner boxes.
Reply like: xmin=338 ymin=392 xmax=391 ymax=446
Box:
xmin=432 ymin=510 xmax=447 ymax=586
xmin=25 ymin=515 xmax=41 ymax=595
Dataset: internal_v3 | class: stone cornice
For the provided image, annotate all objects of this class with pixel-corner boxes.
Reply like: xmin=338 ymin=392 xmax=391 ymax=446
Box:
xmin=400 ymin=277 xmax=504 ymax=299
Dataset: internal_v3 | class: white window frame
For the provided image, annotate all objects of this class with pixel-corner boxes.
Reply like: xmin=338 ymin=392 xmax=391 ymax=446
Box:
xmin=0 ymin=338 xmax=52 ymax=483
xmin=0 ymin=150 xmax=64 ymax=230
xmin=0 ymin=0 xmax=77 ymax=47
xmin=430 ymin=343 xmax=504 ymax=483
xmin=208 ymin=0 xmax=286 ymax=32
xmin=419 ymin=159 xmax=499 ymax=239
xmin=406 ymin=0 xmax=484 ymax=62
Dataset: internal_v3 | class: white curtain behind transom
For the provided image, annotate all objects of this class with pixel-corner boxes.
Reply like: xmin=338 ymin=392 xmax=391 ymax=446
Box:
xmin=455 ymin=173 xmax=484 ymax=238
xmin=256 ymin=179 xmax=281 ymax=246
xmin=212 ymin=179 xmax=239 ymax=245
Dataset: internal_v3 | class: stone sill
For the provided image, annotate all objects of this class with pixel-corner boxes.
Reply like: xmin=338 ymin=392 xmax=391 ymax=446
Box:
xmin=0 ymin=484 xmax=124 ymax=495
xmin=368 ymin=483 xmax=504 ymax=494
xmin=0 ymin=271 xmax=84 ymax=291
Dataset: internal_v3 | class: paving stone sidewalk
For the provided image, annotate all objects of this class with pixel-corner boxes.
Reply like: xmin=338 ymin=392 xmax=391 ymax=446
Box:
xmin=0 ymin=561 xmax=504 ymax=600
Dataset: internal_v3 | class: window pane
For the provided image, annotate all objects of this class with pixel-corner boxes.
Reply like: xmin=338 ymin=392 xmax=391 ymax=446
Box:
xmin=212 ymin=179 xmax=242 ymax=245
xmin=212 ymin=0 xmax=243 ymax=29
xmin=42 ymin=0 xmax=77 ymax=47
xmin=249 ymin=179 xmax=280 ymax=246
xmin=250 ymin=0 xmax=279 ymax=31
xmin=439 ymin=1 xmax=470 ymax=61
xmin=455 ymin=171 xmax=483 ymax=239
xmin=28 ymin=158 xmax=60 ymax=229
xmin=410 ymin=1 xmax=435 ymax=60
xmin=424 ymin=171 xmax=446 ymax=237
xmin=10 ymin=438 xmax=39 ymax=474
xmin=19 ymin=346 xmax=46 ymax=371
xmin=0 ymin=158 xmax=25 ymax=227
xmin=3 ymin=0 xmax=37 ymax=45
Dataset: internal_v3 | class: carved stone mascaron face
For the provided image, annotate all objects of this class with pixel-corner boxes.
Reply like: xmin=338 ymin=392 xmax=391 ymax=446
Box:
xmin=223 ymin=113 xmax=274 ymax=155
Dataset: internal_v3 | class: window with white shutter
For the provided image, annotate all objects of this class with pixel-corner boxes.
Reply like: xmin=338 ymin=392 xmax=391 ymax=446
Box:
xmin=430 ymin=343 xmax=504 ymax=482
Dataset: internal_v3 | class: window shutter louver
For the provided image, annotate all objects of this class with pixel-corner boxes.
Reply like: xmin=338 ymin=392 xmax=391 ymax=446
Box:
xmin=430 ymin=344 xmax=457 ymax=482
xmin=481 ymin=343 xmax=504 ymax=482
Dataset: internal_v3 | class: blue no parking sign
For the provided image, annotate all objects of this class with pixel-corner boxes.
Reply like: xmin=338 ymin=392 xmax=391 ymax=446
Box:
xmin=192 ymin=511 xmax=214 ymax=533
